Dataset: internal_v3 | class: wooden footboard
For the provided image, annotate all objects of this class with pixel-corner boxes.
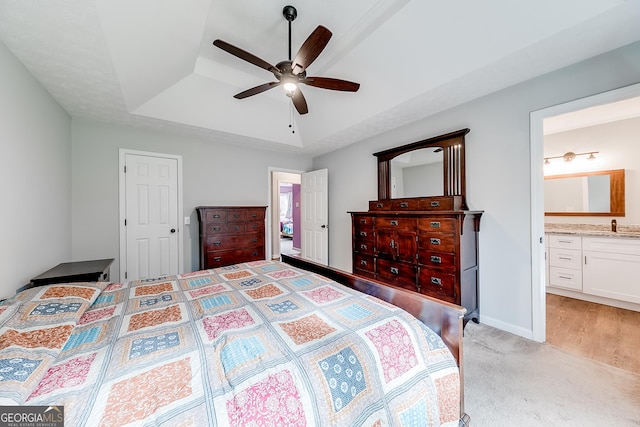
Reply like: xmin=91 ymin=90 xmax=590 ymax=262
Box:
xmin=281 ymin=254 xmax=466 ymax=416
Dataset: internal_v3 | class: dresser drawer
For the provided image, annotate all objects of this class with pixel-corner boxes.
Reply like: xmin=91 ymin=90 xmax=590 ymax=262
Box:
xmin=377 ymin=259 xmax=416 ymax=288
xmin=353 ymin=254 xmax=375 ymax=274
xmin=418 ymin=268 xmax=456 ymax=303
xmin=353 ymin=215 xmax=375 ymax=226
xmin=206 ymin=234 xmax=263 ymax=251
xmin=353 ymin=237 xmax=375 ymax=255
xmin=246 ymin=221 xmax=264 ymax=233
xmin=227 ymin=210 xmax=246 ymax=222
xmin=417 ymin=250 xmax=456 ymax=270
xmin=375 ymin=217 xmax=417 ymax=230
xmin=549 ymin=248 xmax=582 ymax=269
xmin=227 ymin=222 xmax=247 ymax=233
xmin=206 ymin=247 xmax=264 ymax=268
xmin=417 ymin=232 xmax=456 ymax=253
xmin=354 ymin=224 xmax=374 ymax=240
xmin=244 ymin=209 xmax=266 ymax=222
xmin=203 ymin=209 xmax=227 ymax=223
xmin=205 ymin=223 xmax=228 ymax=234
xmin=418 ymin=218 xmax=457 ymax=233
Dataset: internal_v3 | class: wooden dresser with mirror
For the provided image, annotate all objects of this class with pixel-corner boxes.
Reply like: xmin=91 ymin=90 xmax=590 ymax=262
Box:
xmin=349 ymin=129 xmax=482 ymax=324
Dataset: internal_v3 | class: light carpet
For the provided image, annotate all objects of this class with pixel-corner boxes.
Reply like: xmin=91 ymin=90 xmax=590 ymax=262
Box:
xmin=463 ymin=322 xmax=640 ymax=426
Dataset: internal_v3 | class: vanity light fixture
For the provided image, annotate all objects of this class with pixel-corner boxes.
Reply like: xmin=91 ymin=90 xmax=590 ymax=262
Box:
xmin=544 ymin=151 xmax=598 ymax=164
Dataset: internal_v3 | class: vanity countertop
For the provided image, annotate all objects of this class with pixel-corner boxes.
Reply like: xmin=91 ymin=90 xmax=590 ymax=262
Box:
xmin=545 ymin=223 xmax=640 ymax=239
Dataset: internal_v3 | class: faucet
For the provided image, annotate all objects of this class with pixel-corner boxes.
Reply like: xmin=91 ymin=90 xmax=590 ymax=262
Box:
xmin=611 ymin=219 xmax=617 ymax=232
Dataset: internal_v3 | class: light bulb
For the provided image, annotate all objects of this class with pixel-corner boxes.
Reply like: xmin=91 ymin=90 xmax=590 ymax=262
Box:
xmin=283 ymin=82 xmax=297 ymax=95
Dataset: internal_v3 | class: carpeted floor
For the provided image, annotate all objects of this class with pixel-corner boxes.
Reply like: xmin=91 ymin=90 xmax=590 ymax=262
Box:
xmin=463 ymin=322 xmax=640 ymax=426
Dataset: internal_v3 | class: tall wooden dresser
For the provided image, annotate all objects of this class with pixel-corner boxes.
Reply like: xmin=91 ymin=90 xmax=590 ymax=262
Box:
xmin=350 ymin=128 xmax=482 ymax=325
xmin=196 ymin=206 xmax=266 ymax=269
xmin=350 ymin=200 xmax=481 ymax=324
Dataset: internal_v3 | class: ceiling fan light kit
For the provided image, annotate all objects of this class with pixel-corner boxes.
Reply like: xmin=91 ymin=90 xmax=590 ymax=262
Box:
xmin=213 ymin=5 xmax=360 ymax=115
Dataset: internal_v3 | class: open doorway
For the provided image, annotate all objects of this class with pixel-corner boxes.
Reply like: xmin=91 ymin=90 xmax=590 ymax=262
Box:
xmin=530 ymin=82 xmax=640 ymax=343
xmin=270 ymin=171 xmax=301 ymax=259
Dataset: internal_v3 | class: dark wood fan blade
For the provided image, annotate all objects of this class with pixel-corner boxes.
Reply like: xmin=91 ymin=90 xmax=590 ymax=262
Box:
xmin=234 ymin=82 xmax=281 ymax=99
xmin=302 ymin=77 xmax=360 ymax=92
xmin=291 ymin=26 xmax=332 ymax=75
xmin=213 ymin=39 xmax=280 ymax=75
xmin=291 ymin=89 xmax=308 ymax=115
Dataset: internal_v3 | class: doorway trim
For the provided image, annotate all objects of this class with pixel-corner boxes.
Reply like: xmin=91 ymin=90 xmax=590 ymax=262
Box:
xmin=267 ymin=167 xmax=304 ymax=261
xmin=530 ymin=82 xmax=640 ymax=342
xmin=118 ymin=148 xmax=184 ymax=282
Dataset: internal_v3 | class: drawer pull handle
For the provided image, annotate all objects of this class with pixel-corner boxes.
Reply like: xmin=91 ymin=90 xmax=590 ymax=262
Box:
xmin=559 ymin=275 xmax=572 ymax=280
xmin=430 ymin=255 xmax=442 ymax=264
xmin=214 ymin=257 xmax=222 ymax=262
xmin=430 ymin=201 xmax=440 ymax=207
xmin=558 ymin=240 xmax=572 ymax=244
xmin=213 ymin=226 xmax=221 ymax=231
xmin=360 ymin=231 xmax=368 ymax=237
xmin=390 ymin=220 xmax=398 ymax=226
xmin=430 ymin=221 xmax=441 ymax=228
xmin=376 ymin=203 xmax=384 ymax=208
xmin=233 ymin=214 xmax=241 ymax=218
xmin=430 ymin=238 xmax=441 ymax=245
xmin=251 ymin=214 xmax=257 ymax=217
xmin=252 ymin=252 xmax=258 ymax=256
xmin=213 ymin=214 xmax=221 ymax=218
xmin=558 ymin=256 xmax=572 ymax=260
xmin=390 ymin=267 xmax=399 ymax=274
xmin=400 ymin=202 xmax=409 ymax=208
xmin=431 ymin=277 xmax=442 ymax=286
xmin=213 ymin=241 xmax=222 ymax=246
xmin=233 ymin=226 xmax=240 ymax=230
xmin=360 ymin=260 xmax=368 ymax=266
xmin=251 ymin=238 xmax=258 ymax=243
xmin=359 ymin=218 xmax=367 ymax=224
xmin=360 ymin=244 xmax=367 ymax=250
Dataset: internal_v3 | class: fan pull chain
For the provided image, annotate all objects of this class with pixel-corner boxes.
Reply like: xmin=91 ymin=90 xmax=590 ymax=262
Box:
xmin=288 ymin=102 xmax=295 ymax=134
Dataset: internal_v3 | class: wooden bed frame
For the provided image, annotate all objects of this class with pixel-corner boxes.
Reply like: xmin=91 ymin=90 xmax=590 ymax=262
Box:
xmin=281 ymin=254 xmax=467 ymax=417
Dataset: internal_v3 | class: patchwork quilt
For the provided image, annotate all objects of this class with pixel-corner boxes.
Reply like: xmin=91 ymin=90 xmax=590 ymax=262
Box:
xmin=0 ymin=260 xmax=460 ymax=426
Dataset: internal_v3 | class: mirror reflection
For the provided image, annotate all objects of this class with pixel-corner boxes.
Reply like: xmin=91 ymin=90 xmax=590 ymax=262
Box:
xmin=544 ymin=169 xmax=625 ymax=216
xmin=545 ymin=175 xmax=610 ymax=213
xmin=390 ymin=148 xmax=443 ymax=198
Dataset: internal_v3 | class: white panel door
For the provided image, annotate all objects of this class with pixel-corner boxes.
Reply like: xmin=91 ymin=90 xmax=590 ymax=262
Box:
xmin=124 ymin=153 xmax=179 ymax=280
xmin=301 ymin=169 xmax=328 ymax=265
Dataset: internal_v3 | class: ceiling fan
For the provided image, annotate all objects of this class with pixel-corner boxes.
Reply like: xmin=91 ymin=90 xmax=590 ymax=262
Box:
xmin=213 ymin=5 xmax=360 ymax=115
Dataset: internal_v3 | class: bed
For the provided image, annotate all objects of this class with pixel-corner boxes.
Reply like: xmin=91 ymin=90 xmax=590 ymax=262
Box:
xmin=280 ymin=218 xmax=294 ymax=238
xmin=0 ymin=256 xmax=467 ymax=426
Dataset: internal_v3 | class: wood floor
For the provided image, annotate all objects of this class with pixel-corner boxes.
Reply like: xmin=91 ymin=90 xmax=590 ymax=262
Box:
xmin=546 ymin=293 xmax=640 ymax=374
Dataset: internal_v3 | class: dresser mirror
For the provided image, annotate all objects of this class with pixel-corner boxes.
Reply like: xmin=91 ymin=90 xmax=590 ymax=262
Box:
xmin=544 ymin=169 xmax=625 ymax=216
xmin=374 ymin=128 xmax=469 ymax=203
xmin=390 ymin=148 xmax=443 ymax=198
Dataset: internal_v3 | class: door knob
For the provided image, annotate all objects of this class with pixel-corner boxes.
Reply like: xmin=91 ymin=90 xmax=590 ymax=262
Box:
xmin=170 ymin=228 xmax=176 ymax=233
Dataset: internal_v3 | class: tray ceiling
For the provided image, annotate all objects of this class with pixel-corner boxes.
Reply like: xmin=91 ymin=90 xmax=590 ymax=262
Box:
xmin=1 ymin=0 xmax=639 ymax=155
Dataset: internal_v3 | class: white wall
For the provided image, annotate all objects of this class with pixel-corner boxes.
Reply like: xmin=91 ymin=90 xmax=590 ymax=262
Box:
xmin=0 ymin=41 xmax=72 ymax=299
xmin=313 ymin=41 xmax=640 ymax=337
xmin=544 ymin=116 xmax=640 ymax=224
xmin=71 ymin=120 xmax=313 ymax=280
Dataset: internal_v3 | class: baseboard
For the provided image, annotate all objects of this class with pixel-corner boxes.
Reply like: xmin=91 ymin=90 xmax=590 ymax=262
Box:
xmin=478 ymin=315 xmax=534 ymax=340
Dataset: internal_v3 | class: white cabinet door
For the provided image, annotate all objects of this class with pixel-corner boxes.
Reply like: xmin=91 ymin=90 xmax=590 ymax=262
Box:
xmin=583 ymin=250 xmax=640 ymax=304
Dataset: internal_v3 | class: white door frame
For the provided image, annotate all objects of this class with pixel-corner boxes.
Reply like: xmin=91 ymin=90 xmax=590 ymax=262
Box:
xmin=529 ymin=82 xmax=640 ymax=342
xmin=118 ymin=148 xmax=184 ymax=282
xmin=267 ymin=167 xmax=305 ymax=260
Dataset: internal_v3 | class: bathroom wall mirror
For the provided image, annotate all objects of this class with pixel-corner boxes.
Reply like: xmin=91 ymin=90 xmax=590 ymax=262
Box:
xmin=544 ymin=169 xmax=625 ymax=216
xmin=374 ymin=128 xmax=469 ymax=205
